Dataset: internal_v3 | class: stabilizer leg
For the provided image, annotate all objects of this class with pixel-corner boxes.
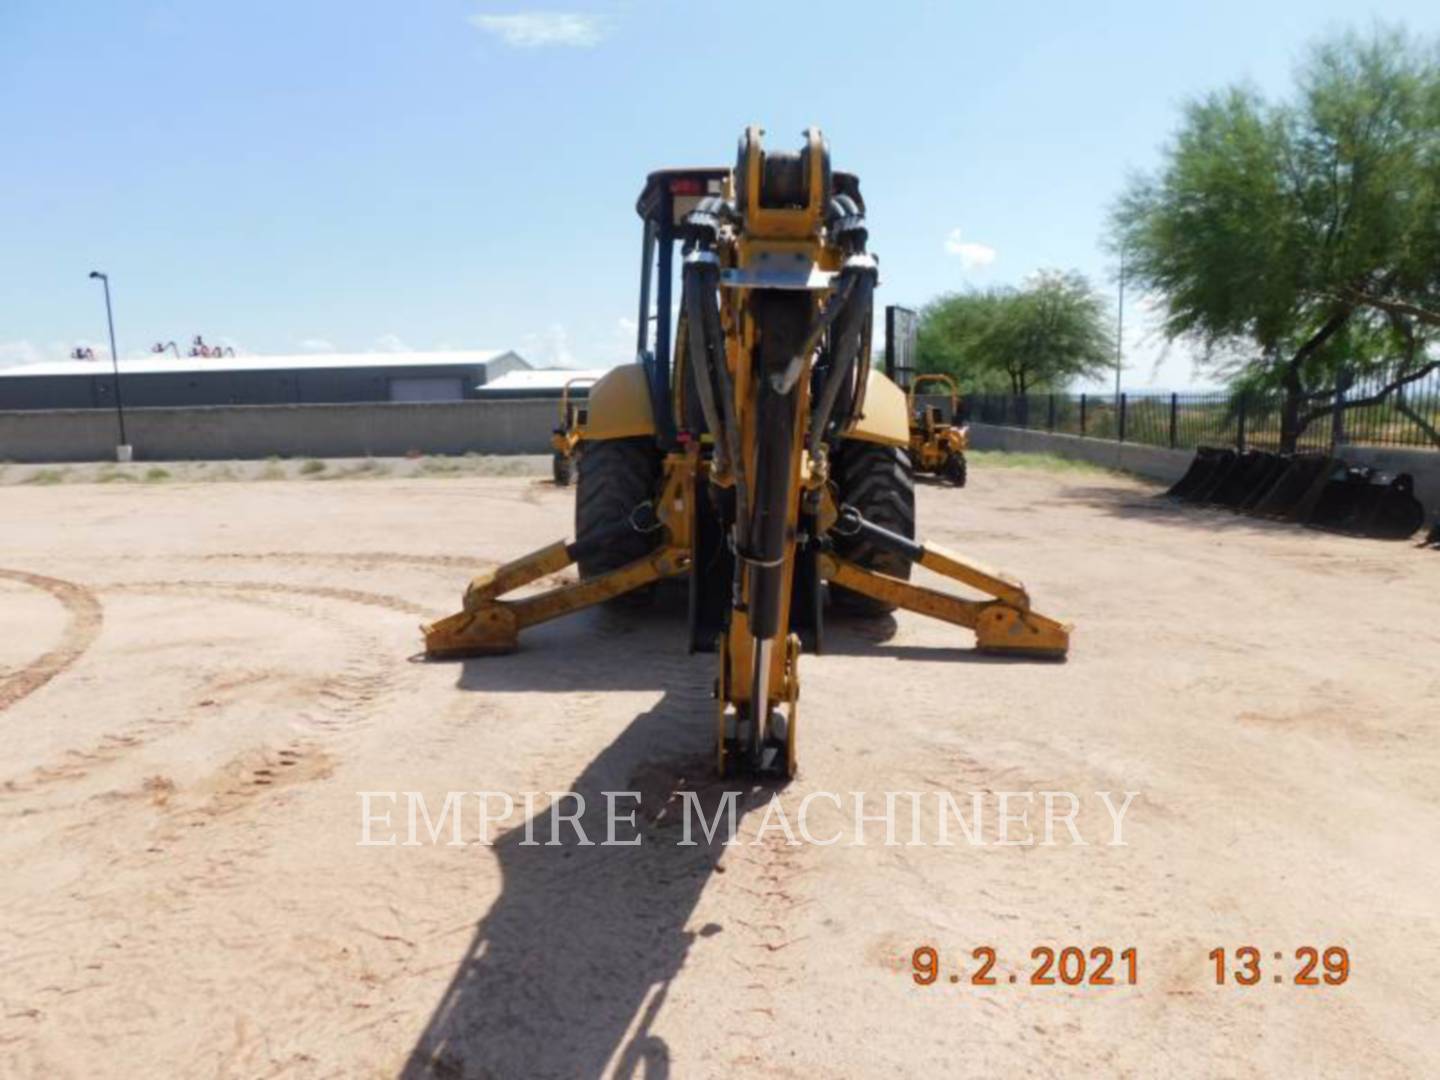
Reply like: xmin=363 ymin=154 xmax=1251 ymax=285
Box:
xmin=822 ymin=507 xmax=1070 ymax=658
xmin=423 ymin=541 xmax=689 ymax=659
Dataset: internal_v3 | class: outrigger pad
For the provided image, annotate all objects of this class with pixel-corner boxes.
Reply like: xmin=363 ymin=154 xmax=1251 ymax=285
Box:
xmin=974 ymin=604 xmax=1070 ymax=659
xmin=423 ymin=606 xmax=520 ymax=659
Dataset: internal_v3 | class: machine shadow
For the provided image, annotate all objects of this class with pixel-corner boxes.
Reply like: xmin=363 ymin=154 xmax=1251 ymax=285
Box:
xmin=448 ymin=596 xmax=693 ymax=695
xmin=405 ymin=610 xmax=779 ymax=1079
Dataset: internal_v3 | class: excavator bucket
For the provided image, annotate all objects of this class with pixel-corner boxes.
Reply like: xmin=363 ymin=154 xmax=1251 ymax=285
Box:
xmin=1306 ymin=466 xmax=1426 ymax=540
xmin=1208 ymin=450 xmax=1286 ymax=509
xmin=1236 ymin=452 xmax=1294 ymax=511
xmin=1166 ymin=446 xmax=1424 ymax=540
xmin=1166 ymin=446 xmax=1234 ymax=500
xmin=1425 ymin=516 xmax=1440 ymax=548
xmin=1248 ymin=453 xmax=1334 ymax=521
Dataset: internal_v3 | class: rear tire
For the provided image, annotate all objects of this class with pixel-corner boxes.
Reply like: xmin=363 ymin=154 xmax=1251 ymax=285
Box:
xmin=945 ymin=452 xmax=967 ymax=487
xmin=830 ymin=441 xmax=915 ymax=616
xmin=552 ymin=450 xmax=574 ymax=487
xmin=575 ymin=437 xmax=662 ymax=606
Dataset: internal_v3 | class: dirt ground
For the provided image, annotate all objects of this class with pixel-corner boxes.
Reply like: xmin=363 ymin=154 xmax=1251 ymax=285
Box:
xmin=2 ymin=458 xmax=1438 ymax=1078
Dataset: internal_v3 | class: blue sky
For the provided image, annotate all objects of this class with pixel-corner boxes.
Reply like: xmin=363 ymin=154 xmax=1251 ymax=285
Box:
xmin=3 ymin=1 xmax=1437 ymax=389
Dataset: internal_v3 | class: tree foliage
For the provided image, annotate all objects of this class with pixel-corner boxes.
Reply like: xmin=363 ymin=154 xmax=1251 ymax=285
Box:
xmin=1112 ymin=26 xmax=1440 ymax=449
xmin=916 ymin=270 xmax=1114 ymax=395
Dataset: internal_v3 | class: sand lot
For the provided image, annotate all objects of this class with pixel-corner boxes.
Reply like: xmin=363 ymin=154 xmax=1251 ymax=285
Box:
xmin=2 ymin=459 xmax=1438 ymax=1078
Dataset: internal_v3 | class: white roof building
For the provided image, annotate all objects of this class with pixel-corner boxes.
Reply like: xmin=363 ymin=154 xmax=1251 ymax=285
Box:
xmin=0 ymin=349 xmax=516 ymax=379
xmin=0 ymin=349 xmax=530 ymax=410
xmin=477 ymin=367 xmax=612 ymax=395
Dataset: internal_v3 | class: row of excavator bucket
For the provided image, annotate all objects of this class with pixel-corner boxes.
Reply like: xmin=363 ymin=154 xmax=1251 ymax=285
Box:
xmin=1167 ymin=447 xmax=1428 ymax=541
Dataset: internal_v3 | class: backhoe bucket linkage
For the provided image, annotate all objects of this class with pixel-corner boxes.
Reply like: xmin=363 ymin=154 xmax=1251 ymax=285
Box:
xmin=421 ymin=126 xmax=1073 ymax=786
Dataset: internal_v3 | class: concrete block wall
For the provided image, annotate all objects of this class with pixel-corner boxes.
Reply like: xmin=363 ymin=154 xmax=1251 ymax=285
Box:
xmin=969 ymin=422 xmax=1440 ymax=517
xmin=0 ymin=399 xmax=559 ymax=463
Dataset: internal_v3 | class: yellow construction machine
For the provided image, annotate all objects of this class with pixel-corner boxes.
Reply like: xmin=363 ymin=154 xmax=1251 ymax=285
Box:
xmin=907 ymin=373 xmax=970 ymax=486
xmin=549 ymin=376 xmax=596 ymax=486
xmin=425 ymin=127 xmax=1070 ymax=777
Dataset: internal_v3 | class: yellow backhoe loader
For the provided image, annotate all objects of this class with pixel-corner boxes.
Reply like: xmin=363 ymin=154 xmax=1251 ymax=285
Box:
xmin=425 ymin=127 xmax=1070 ymax=777
xmin=549 ymin=376 xmax=596 ymax=486
xmin=907 ymin=373 xmax=970 ymax=486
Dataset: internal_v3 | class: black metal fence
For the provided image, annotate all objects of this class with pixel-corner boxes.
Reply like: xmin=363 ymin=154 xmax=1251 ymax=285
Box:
xmin=967 ymin=365 xmax=1440 ymax=454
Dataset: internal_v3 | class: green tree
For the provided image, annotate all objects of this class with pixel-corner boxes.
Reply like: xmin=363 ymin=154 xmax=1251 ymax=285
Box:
xmin=1113 ymin=27 xmax=1440 ymax=450
xmin=916 ymin=271 xmax=1113 ymax=395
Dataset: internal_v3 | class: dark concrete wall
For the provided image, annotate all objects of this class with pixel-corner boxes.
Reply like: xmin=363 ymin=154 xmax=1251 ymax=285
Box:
xmin=0 ymin=399 xmax=559 ymax=462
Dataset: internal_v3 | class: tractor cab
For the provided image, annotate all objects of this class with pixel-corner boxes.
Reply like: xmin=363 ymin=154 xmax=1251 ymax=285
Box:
xmin=632 ymin=167 xmax=731 ymax=448
xmin=631 ymin=163 xmax=869 ymax=450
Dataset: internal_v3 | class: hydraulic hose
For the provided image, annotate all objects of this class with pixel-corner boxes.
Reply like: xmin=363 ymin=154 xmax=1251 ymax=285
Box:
xmin=768 ymin=272 xmax=858 ymax=398
xmin=705 ymin=279 xmax=747 ymax=530
xmin=681 ymin=253 xmax=749 ymax=530
xmin=681 ymin=255 xmax=727 ymax=470
xmin=807 ymin=265 xmax=875 ymax=463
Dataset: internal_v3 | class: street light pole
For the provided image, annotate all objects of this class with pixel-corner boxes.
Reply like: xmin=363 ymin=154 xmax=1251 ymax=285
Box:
xmin=88 ymin=270 xmax=129 ymax=456
xmin=1115 ymin=244 xmax=1125 ymax=407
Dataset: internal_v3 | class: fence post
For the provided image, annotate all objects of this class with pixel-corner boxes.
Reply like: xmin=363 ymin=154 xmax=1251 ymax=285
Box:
xmin=1169 ymin=393 xmax=1178 ymax=449
xmin=1330 ymin=369 xmax=1351 ymax=450
xmin=1080 ymin=393 xmax=1087 ymax=436
xmin=1118 ymin=393 xmax=1127 ymax=443
xmin=1047 ymin=393 xmax=1056 ymax=432
xmin=1236 ymin=393 xmax=1247 ymax=452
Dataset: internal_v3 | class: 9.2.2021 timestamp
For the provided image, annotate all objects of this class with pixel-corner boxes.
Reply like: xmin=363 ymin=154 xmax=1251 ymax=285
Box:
xmin=911 ymin=945 xmax=1138 ymax=987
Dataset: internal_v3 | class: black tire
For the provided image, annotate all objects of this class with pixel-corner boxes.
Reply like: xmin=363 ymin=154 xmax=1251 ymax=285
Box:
xmin=830 ymin=441 xmax=915 ymax=616
xmin=552 ymin=450 xmax=574 ymax=487
xmin=945 ymin=452 xmax=967 ymax=487
xmin=575 ymin=436 xmax=662 ymax=604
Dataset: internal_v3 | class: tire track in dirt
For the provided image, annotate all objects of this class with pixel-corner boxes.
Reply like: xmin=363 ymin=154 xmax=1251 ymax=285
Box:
xmin=105 ymin=579 xmax=433 ymax=617
xmin=2 ymin=583 xmax=405 ymax=804
xmin=189 ymin=550 xmax=488 ymax=572
xmin=0 ymin=568 xmax=103 ymax=715
xmin=104 ymin=580 xmax=412 ymax=736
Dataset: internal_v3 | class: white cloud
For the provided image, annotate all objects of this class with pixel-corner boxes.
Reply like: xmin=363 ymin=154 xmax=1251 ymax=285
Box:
xmin=520 ymin=323 xmax=576 ymax=367
xmin=299 ymin=338 xmax=337 ymax=353
xmin=0 ymin=340 xmax=51 ymax=368
xmin=468 ymin=12 xmax=606 ymax=48
xmin=943 ymin=228 xmax=997 ymax=270
xmin=371 ymin=333 xmax=412 ymax=353
xmin=617 ymin=316 xmax=637 ymax=337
